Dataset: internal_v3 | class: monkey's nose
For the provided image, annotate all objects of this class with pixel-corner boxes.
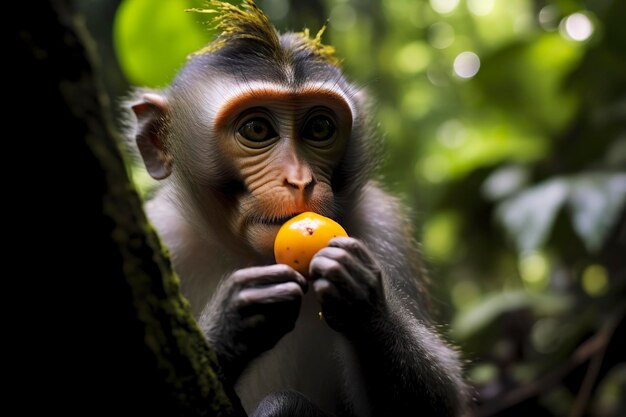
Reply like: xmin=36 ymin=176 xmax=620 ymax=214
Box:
xmin=284 ymin=176 xmax=315 ymax=192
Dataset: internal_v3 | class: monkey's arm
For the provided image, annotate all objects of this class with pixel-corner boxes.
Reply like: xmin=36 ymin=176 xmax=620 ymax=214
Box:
xmin=310 ymin=237 xmax=468 ymax=416
xmin=348 ymin=299 xmax=467 ymax=416
xmin=199 ymin=265 xmax=308 ymax=385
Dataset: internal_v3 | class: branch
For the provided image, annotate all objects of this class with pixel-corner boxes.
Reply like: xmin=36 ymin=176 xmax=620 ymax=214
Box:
xmin=472 ymin=309 xmax=622 ymax=417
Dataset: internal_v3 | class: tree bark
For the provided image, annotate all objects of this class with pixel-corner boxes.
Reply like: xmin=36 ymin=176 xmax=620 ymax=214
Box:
xmin=16 ymin=1 xmax=246 ymax=415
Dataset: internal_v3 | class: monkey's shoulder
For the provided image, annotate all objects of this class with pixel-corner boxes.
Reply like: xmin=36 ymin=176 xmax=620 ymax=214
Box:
xmin=347 ymin=182 xmax=415 ymax=242
xmin=347 ymin=181 xmax=425 ymax=285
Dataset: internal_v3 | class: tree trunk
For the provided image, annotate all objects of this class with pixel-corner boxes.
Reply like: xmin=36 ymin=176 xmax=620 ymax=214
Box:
xmin=16 ymin=1 xmax=246 ymax=415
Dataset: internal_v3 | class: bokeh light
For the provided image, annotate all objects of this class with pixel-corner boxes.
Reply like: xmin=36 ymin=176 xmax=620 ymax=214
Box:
xmin=419 ymin=154 xmax=451 ymax=183
xmin=437 ymin=119 xmax=465 ymax=148
xmin=467 ymin=0 xmax=494 ymax=17
xmin=453 ymin=51 xmax=480 ymax=78
xmin=427 ymin=22 xmax=455 ymax=49
xmin=395 ymin=41 xmax=432 ymax=74
xmin=429 ymin=0 xmax=459 ymax=15
xmin=452 ymin=280 xmax=481 ymax=310
xmin=538 ymin=5 xmax=559 ymax=31
xmin=329 ymin=3 xmax=357 ymax=32
xmin=560 ymin=12 xmax=594 ymax=42
xmin=532 ymin=318 xmax=562 ymax=353
xmin=519 ymin=251 xmax=549 ymax=290
xmin=581 ymin=264 xmax=608 ymax=296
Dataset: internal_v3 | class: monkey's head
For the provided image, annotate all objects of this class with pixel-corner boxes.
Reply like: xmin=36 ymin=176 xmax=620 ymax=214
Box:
xmin=130 ymin=1 xmax=377 ymax=258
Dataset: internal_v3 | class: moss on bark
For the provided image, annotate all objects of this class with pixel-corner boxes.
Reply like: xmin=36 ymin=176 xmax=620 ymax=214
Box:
xmin=17 ymin=1 xmax=246 ymax=415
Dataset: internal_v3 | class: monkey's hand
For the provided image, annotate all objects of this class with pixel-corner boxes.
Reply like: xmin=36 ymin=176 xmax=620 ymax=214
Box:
xmin=309 ymin=237 xmax=386 ymax=337
xmin=200 ymin=265 xmax=307 ymax=384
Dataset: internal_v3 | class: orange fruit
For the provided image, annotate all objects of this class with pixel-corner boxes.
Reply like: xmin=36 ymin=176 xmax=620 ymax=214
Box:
xmin=274 ymin=212 xmax=348 ymax=277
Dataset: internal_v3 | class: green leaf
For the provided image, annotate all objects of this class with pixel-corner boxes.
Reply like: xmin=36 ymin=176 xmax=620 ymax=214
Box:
xmin=496 ymin=173 xmax=626 ymax=253
xmin=114 ymin=0 xmax=209 ymax=87
xmin=482 ymin=164 xmax=530 ymax=201
xmin=496 ymin=178 xmax=570 ymax=252
xmin=567 ymin=173 xmax=626 ymax=252
xmin=475 ymin=33 xmax=583 ymax=134
xmin=452 ymin=290 xmax=573 ymax=340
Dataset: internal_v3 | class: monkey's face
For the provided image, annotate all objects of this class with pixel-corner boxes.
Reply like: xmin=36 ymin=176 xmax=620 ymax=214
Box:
xmin=211 ymin=84 xmax=354 ymax=255
xmin=133 ymin=74 xmax=363 ymax=259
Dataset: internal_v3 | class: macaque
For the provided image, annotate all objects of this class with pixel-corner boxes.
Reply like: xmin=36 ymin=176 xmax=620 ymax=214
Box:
xmin=128 ymin=1 xmax=467 ymax=416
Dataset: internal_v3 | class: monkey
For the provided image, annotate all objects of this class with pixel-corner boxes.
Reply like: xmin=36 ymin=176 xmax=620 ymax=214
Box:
xmin=127 ymin=1 xmax=468 ymax=416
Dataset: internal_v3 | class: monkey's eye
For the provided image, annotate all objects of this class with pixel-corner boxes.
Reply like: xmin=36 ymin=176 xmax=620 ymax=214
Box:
xmin=302 ymin=116 xmax=336 ymax=142
xmin=238 ymin=118 xmax=278 ymax=142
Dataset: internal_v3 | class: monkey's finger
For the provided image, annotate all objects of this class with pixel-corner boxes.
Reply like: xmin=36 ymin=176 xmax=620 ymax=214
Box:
xmin=237 ymin=282 xmax=304 ymax=313
xmin=309 ymin=254 xmax=350 ymax=284
xmin=327 ymin=237 xmax=381 ymax=276
xmin=238 ymin=282 xmax=305 ymax=305
xmin=309 ymin=255 xmax=367 ymax=300
xmin=231 ymin=264 xmax=308 ymax=291
xmin=311 ymin=278 xmax=341 ymax=305
xmin=313 ymin=247 xmax=377 ymax=290
xmin=314 ymin=247 xmax=362 ymax=279
xmin=312 ymin=279 xmax=353 ymax=333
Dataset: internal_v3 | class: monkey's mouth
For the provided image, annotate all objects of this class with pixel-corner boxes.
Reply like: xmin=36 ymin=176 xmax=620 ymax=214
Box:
xmin=254 ymin=213 xmax=302 ymax=226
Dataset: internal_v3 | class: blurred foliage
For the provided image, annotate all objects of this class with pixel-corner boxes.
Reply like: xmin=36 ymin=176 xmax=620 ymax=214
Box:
xmin=108 ymin=0 xmax=626 ymax=415
xmin=114 ymin=0 xmax=208 ymax=87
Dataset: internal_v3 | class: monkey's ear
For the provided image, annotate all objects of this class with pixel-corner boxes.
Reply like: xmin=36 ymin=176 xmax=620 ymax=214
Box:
xmin=131 ymin=93 xmax=172 ymax=180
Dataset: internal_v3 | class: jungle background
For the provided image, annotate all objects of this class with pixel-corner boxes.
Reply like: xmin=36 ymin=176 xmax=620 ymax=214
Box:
xmin=69 ymin=0 xmax=624 ymax=415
